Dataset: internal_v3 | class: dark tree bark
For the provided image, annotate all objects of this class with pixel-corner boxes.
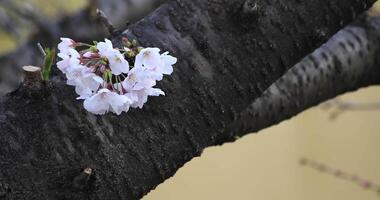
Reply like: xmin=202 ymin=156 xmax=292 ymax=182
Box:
xmin=0 ymin=0 xmax=377 ymax=199
xmin=226 ymin=12 xmax=380 ymax=137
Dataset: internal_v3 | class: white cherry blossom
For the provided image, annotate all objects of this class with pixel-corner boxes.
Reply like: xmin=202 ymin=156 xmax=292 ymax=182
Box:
xmin=160 ymin=52 xmax=177 ymax=75
xmin=121 ymin=66 xmax=165 ymax=108
xmin=84 ymin=89 xmax=132 ymax=115
xmin=74 ymin=72 xmax=103 ymax=99
xmin=122 ymin=66 xmax=156 ymax=91
xmin=58 ymin=38 xmax=75 ymax=56
xmin=65 ymin=64 xmax=103 ymax=99
xmin=135 ymin=48 xmax=177 ymax=81
xmin=134 ymin=48 xmax=161 ymax=70
xmin=97 ymin=39 xmax=129 ymax=75
xmin=129 ymin=87 xmax=165 ymax=109
xmin=57 ymin=49 xmax=80 ymax=74
xmin=56 ymin=37 xmax=177 ymax=115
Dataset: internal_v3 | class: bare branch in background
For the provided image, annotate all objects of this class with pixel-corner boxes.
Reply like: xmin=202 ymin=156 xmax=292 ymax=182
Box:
xmin=322 ymin=99 xmax=380 ymax=120
xmin=300 ymin=157 xmax=380 ymax=196
xmin=96 ymin=9 xmax=121 ymax=36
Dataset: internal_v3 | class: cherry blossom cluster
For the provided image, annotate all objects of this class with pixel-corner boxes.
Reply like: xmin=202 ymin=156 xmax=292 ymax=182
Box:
xmin=57 ymin=38 xmax=177 ymax=115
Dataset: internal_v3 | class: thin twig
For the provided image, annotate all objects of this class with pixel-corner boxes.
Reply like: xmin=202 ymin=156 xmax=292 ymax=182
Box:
xmin=300 ymin=157 xmax=380 ymax=196
xmin=37 ymin=43 xmax=46 ymax=56
xmin=96 ymin=9 xmax=122 ymax=36
xmin=321 ymin=99 xmax=380 ymax=120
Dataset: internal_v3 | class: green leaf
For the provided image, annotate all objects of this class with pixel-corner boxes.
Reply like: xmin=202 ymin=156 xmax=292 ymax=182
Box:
xmin=41 ymin=48 xmax=56 ymax=81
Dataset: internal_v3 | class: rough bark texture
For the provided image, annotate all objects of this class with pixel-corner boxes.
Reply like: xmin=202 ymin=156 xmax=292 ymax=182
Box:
xmin=0 ymin=0 xmax=376 ymax=199
xmin=226 ymin=12 xmax=380 ymax=138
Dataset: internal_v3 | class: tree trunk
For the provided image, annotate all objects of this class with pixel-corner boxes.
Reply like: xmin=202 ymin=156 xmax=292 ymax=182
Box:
xmin=0 ymin=0 xmax=376 ymax=199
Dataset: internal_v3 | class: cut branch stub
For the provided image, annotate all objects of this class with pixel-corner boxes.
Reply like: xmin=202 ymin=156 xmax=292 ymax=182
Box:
xmin=72 ymin=167 xmax=94 ymax=190
xmin=22 ymin=65 xmax=42 ymax=89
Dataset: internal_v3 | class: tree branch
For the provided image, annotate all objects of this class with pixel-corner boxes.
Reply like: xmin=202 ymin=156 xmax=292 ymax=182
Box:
xmin=321 ymin=99 xmax=380 ymax=120
xmin=225 ymin=11 xmax=380 ymax=139
xmin=300 ymin=157 xmax=380 ymax=195
xmin=0 ymin=0 xmax=376 ymax=199
xmin=96 ymin=9 xmax=122 ymax=36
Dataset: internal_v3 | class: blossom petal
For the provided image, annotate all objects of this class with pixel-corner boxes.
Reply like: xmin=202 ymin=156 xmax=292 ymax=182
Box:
xmin=83 ymin=89 xmax=111 ymax=115
xmin=135 ymin=47 xmax=161 ymax=69
xmin=58 ymin=38 xmax=75 ymax=56
xmin=108 ymin=93 xmax=132 ymax=115
xmin=97 ymin=39 xmax=129 ymax=75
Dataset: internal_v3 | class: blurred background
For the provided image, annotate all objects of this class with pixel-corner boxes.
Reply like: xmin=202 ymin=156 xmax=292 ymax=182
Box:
xmin=144 ymin=86 xmax=380 ymax=200
xmin=0 ymin=0 xmax=165 ymax=95
xmin=0 ymin=1 xmax=379 ymax=200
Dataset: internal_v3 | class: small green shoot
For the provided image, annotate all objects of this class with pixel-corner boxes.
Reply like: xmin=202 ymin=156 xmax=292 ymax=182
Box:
xmin=38 ymin=43 xmax=56 ymax=81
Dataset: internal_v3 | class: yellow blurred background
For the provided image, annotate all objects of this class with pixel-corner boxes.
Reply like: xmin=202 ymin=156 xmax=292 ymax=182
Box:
xmin=144 ymin=86 xmax=380 ymax=200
